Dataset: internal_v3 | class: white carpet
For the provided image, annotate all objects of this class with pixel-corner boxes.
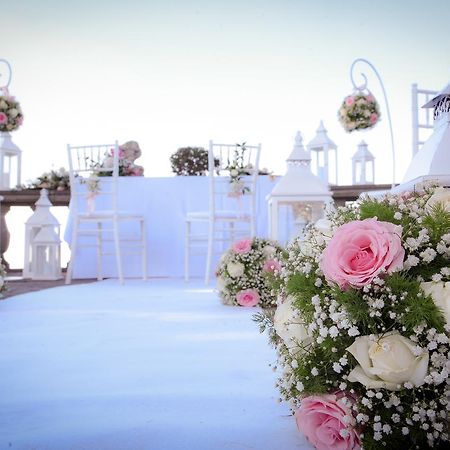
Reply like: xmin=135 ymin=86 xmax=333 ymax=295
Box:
xmin=0 ymin=279 xmax=311 ymax=450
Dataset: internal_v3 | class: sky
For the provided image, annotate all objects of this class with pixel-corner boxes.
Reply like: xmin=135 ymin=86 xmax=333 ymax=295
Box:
xmin=2 ymin=0 xmax=450 ymax=186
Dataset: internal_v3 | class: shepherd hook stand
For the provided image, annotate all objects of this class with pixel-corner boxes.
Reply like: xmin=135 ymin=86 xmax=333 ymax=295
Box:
xmin=350 ymin=58 xmax=396 ymax=188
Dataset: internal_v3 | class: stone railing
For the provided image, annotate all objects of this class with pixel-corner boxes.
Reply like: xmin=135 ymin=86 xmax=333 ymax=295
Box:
xmin=0 ymin=184 xmax=393 ymax=270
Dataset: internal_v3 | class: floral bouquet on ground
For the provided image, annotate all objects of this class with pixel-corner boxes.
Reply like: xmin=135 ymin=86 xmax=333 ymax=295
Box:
xmin=0 ymin=257 xmax=7 ymax=298
xmin=0 ymin=91 xmax=23 ymax=133
xmin=255 ymin=185 xmax=450 ymax=449
xmin=216 ymin=237 xmax=282 ymax=308
xmin=338 ymin=91 xmax=380 ymax=133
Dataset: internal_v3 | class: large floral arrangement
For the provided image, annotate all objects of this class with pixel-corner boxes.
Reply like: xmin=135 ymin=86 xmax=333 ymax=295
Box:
xmin=18 ymin=167 xmax=70 ymax=191
xmin=99 ymin=141 xmax=144 ymax=177
xmin=0 ymin=92 xmax=23 ymax=132
xmin=216 ymin=237 xmax=282 ymax=308
xmin=338 ymin=91 xmax=380 ymax=133
xmin=170 ymin=146 xmax=210 ymax=176
xmin=256 ymin=185 xmax=450 ymax=449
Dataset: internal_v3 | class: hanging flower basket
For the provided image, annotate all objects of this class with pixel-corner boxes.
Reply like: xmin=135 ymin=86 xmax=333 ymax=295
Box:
xmin=0 ymin=93 xmax=23 ymax=132
xmin=338 ymin=91 xmax=380 ymax=133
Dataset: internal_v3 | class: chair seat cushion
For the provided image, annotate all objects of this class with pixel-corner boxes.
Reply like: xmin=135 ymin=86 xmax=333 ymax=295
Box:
xmin=186 ymin=210 xmax=251 ymax=221
xmin=78 ymin=210 xmax=144 ymax=220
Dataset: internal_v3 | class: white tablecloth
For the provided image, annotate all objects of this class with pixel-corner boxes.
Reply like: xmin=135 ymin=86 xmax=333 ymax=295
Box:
xmin=64 ymin=176 xmax=278 ymax=279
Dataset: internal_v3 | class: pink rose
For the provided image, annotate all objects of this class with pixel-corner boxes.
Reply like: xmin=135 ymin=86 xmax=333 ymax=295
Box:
xmin=232 ymin=238 xmax=252 ymax=254
xmin=236 ymin=289 xmax=260 ymax=307
xmin=111 ymin=148 xmax=126 ymax=158
xmin=365 ymin=94 xmax=374 ymax=103
xmin=345 ymin=96 xmax=355 ymax=107
xmin=369 ymin=113 xmax=378 ymax=124
xmin=263 ymin=258 xmax=281 ymax=273
xmin=0 ymin=112 xmax=7 ymax=124
xmin=320 ymin=218 xmax=404 ymax=290
xmin=295 ymin=394 xmax=361 ymax=450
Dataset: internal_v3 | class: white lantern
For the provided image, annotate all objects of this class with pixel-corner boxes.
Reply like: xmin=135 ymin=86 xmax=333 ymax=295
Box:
xmin=352 ymin=140 xmax=375 ymax=185
xmin=23 ymin=189 xmax=61 ymax=279
xmin=307 ymin=120 xmax=339 ymax=185
xmin=267 ymin=131 xmax=333 ymax=244
xmin=30 ymin=226 xmax=62 ymax=280
xmin=394 ymin=81 xmax=450 ymax=192
xmin=0 ymin=132 xmax=22 ymax=189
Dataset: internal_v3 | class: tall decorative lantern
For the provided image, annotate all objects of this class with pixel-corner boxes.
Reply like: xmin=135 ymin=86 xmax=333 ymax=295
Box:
xmin=307 ymin=120 xmax=338 ymax=185
xmin=23 ymin=189 xmax=62 ymax=280
xmin=0 ymin=133 xmax=22 ymax=189
xmin=31 ymin=226 xmax=62 ymax=280
xmin=352 ymin=140 xmax=375 ymax=185
xmin=0 ymin=59 xmax=23 ymax=190
xmin=267 ymin=131 xmax=333 ymax=244
xmin=394 ymin=80 xmax=450 ymax=192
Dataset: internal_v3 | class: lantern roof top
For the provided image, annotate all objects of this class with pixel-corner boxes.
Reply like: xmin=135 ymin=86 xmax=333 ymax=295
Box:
xmin=269 ymin=131 xmax=332 ymax=200
xmin=352 ymin=140 xmax=375 ymax=161
xmin=25 ymin=189 xmax=60 ymax=226
xmin=307 ymin=120 xmax=337 ymax=150
xmin=422 ymin=81 xmax=450 ymax=108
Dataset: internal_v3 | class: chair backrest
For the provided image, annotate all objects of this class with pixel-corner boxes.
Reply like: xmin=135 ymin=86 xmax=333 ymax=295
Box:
xmin=67 ymin=142 xmax=119 ymax=215
xmin=412 ymin=83 xmax=438 ymax=157
xmin=207 ymin=140 xmax=261 ymax=232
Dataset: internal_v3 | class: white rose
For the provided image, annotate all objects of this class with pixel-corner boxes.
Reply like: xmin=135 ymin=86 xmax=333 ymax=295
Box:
xmin=262 ymin=245 xmax=276 ymax=258
xmin=426 ymin=187 xmax=450 ymax=213
xmin=216 ymin=276 xmax=227 ymax=291
xmin=273 ymin=296 xmax=310 ymax=354
xmin=420 ymin=281 xmax=450 ymax=325
xmin=226 ymin=261 xmax=244 ymax=278
xmin=103 ymin=156 xmax=114 ymax=168
xmin=346 ymin=332 xmax=429 ymax=391
xmin=7 ymin=108 xmax=19 ymax=118
xmin=230 ymin=169 xmax=239 ymax=177
xmin=314 ymin=218 xmax=333 ymax=241
xmin=0 ymin=100 xmax=7 ymax=109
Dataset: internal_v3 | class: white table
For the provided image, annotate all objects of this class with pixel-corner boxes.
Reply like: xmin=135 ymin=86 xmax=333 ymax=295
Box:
xmin=64 ymin=176 xmax=278 ymax=279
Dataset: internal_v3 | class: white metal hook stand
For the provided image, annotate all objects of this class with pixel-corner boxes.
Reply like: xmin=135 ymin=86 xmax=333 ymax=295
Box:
xmin=350 ymin=58 xmax=396 ymax=187
xmin=0 ymin=59 xmax=12 ymax=93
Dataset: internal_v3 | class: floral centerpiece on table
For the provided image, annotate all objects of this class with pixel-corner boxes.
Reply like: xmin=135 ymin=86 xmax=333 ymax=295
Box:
xmin=216 ymin=237 xmax=282 ymax=308
xmin=0 ymin=91 xmax=23 ymax=133
xmin=338 ymin=91 xmax=380 ymax=133
xmin=255 ymin=185 xmax=450 ymax=449
xmin=98 ymin=141 xmax=144 ymax=177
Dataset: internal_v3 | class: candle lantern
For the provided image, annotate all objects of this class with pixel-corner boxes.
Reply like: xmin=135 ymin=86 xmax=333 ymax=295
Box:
xmin=23 ymin=189 xmax=62 ymax=280
xmin=307 ymin=120 xmax=338 ymax=185
xmin=267 ymin=131 xmax=333 ymax=244
xmin=395 ymin=80 xmax=450 ymax=192
xmin=0 ymin=132 xmax=21 ymax=189
xmin=352 ymin=140 xmax=375 ymax=185
xmin=30 ymin=226 xmax=62 ymax=280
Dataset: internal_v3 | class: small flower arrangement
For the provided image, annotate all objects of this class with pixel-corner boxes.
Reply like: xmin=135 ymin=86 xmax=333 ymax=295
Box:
xmin=216 ymin=237 xmax=282 ymax=308
xmin=338 ymin=91 xmax=380 ymax=133
xmin=19 ymin=168 xmax=70 ymax=191
xmin=0 ymin=92 xmax=23 ymax=133
xmin=226 ymin=142 xmax=254 ymax=197
xmin=0 ymin=257 xmax=7 ymax=298
xmin=256 ymin=185 xmax=450 ymax=449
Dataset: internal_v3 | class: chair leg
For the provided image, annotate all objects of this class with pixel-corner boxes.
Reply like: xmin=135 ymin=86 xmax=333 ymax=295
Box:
xmin=96 ymin=222 xmax=103 ymax=281
xmin=112 ymin=219 xmax=124 ymax=284
xmin=141 ymin=219 xmax=148 ymax=281
xmin=204 ymin=220 xmax=214 ymax=285
xmin=184 ymin=220 xmax=190 ymax=282
xmin=65 ymin=219 xmax=79 ymax=285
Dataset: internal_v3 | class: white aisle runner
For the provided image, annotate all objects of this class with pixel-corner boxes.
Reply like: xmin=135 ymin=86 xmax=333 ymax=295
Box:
xmin=0 ymin=280 xmax=311 ymax=450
